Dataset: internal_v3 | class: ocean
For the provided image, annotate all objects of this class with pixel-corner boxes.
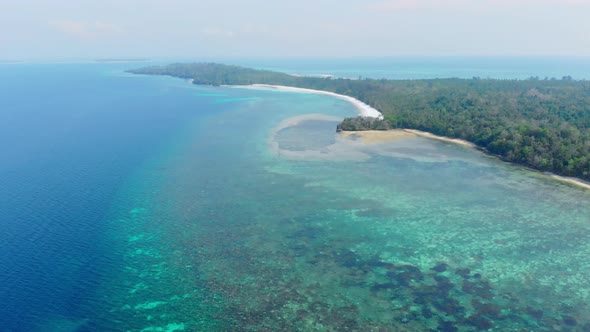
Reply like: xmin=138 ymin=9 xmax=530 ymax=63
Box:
xmin=1 ymin=58 xmax=589 ymax=331
xmin=196 ymin=56 xmax=590 ymax=80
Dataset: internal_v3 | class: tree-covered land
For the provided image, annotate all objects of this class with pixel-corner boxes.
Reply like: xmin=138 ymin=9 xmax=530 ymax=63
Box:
xmin=336 ymin=117 xmax=393 ymax=132
xmin=130 ymin=63 xmax=590 ymax=181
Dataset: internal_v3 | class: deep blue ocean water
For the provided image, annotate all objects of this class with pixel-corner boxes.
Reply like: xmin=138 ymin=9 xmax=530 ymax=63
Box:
xmin=1 ymin=59 xmax=590 ymax=331
xmin=0 ymin=63 xmax=237 ymax=330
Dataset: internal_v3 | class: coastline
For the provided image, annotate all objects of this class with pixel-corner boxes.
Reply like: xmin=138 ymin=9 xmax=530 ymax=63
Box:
xmin=403 ymin=130 xmax=590 ymax=191
xmin=548 ymin=174 xmax=590 ymax=190
xmin=338 ymin=129 xmax=475 ymax=147
xmin=340 ymin=129 xmax=590 ymax=190
xmin=409 ymin=131 xmax=590 ymax=190
xmin=216 ymin=81 xmax=590 ymax=191
xmin=228 ymin=84 xmax=384 ymax=119
xmin=402 ymin=129 xmax=476 ymax=148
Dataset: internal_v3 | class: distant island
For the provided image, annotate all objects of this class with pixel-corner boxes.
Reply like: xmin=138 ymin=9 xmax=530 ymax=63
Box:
xmin=129 ymin=63 xmax=590 ymax=182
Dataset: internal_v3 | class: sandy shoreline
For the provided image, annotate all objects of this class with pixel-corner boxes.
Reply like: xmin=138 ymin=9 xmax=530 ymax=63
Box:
xmin=406 ymin=133 xmax=590 ymax=191
xmin=548 ymin=174 xmax=590 ymax=190
xmin=340 ymin=129 xmax=590 ymax=190
xmin=404 ymin=130 xmax=590 ymax=191
xmin=402 ymin=129 xmax=476 ymax=148
xmin=339 ymin=129 xmax=475 ymax=147
xmin=229 ymin=84 xmax=384 ymax=119
xmin=340 ymin=130 xmax=417 ymax=143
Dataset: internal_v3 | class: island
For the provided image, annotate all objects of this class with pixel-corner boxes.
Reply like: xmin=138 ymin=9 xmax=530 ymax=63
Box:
xmin=129 ymin=63 xmax=590 ymax=182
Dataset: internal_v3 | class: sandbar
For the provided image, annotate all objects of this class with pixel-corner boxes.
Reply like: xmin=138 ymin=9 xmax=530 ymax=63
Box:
xmin=340 ymin=130 xmax=416 ymax=143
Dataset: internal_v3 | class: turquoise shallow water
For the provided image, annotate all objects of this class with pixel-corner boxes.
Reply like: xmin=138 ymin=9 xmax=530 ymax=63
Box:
xmin=100 ymin=88 xmax=590 ymax=330
xmin=1 ymin=61 xmax=590 ymax=331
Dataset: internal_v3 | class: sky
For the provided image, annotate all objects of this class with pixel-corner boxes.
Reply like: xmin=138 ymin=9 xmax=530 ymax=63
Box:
xmin=1 ymin=0 xmax=589 ymax=60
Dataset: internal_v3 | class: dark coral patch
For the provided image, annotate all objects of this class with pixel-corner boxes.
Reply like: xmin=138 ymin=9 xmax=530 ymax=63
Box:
xmin=421 ymin=306 xmax=433 ymax=319
xmin=462 ymin=280 xmax=494 ymax=299
xmin=437 ymin=320 xmax=459 ymax=332
xmin=370 ymin=283 xmax=396 ymax=292
xmin=389 ymin=264 xmax=424 ymax=286
xmin=334 ymin=250 xmax=362 ymax=268
xmin=455 ymin=268 xmax=471 ymax=278
xmin=413 ymin=286 xmax=436 ymax=305
xmin=365 ymin=257 xmax=394 ymax=269
xmin=524 ymin=306 xmax=543 ymax=320
xmin=433 ymin=297 xmax=465 ymax=317
xmin=434 ymin=275 xmax=454 ymax=295
xmin=465 ymin=314 xmax=494 ymax=330
xmin=471 ymin=299 xmax=502 ymax=319
xmin=563 ymin=315 xmax=577 ymax=326
xmin=431 ymin=263 xmax=448 ymax=273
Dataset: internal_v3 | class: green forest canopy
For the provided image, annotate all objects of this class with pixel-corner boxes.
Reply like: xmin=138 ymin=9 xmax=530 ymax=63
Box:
xmin=130 ymin=63 xmax=590 ymax=181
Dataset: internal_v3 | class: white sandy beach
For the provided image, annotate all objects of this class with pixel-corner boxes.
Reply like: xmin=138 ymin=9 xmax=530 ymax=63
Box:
xmin=548 ymin=174 xmax=590 ymax=190
xmin=402 ymin=129 xmax=476 ymax=148
xmin=230 ymin=84 xmax=384 ymax=119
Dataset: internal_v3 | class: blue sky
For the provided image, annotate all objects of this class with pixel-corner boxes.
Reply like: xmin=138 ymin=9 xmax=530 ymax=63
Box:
xmin=1 ymin=0 xmax=589 ymax=59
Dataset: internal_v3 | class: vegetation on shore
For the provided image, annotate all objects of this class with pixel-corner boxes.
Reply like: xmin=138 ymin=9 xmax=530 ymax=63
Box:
xmin=130 ymin=63 xmax=590 ymax=181
xmin=336 ymin=117 xmax=393 ymax=132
